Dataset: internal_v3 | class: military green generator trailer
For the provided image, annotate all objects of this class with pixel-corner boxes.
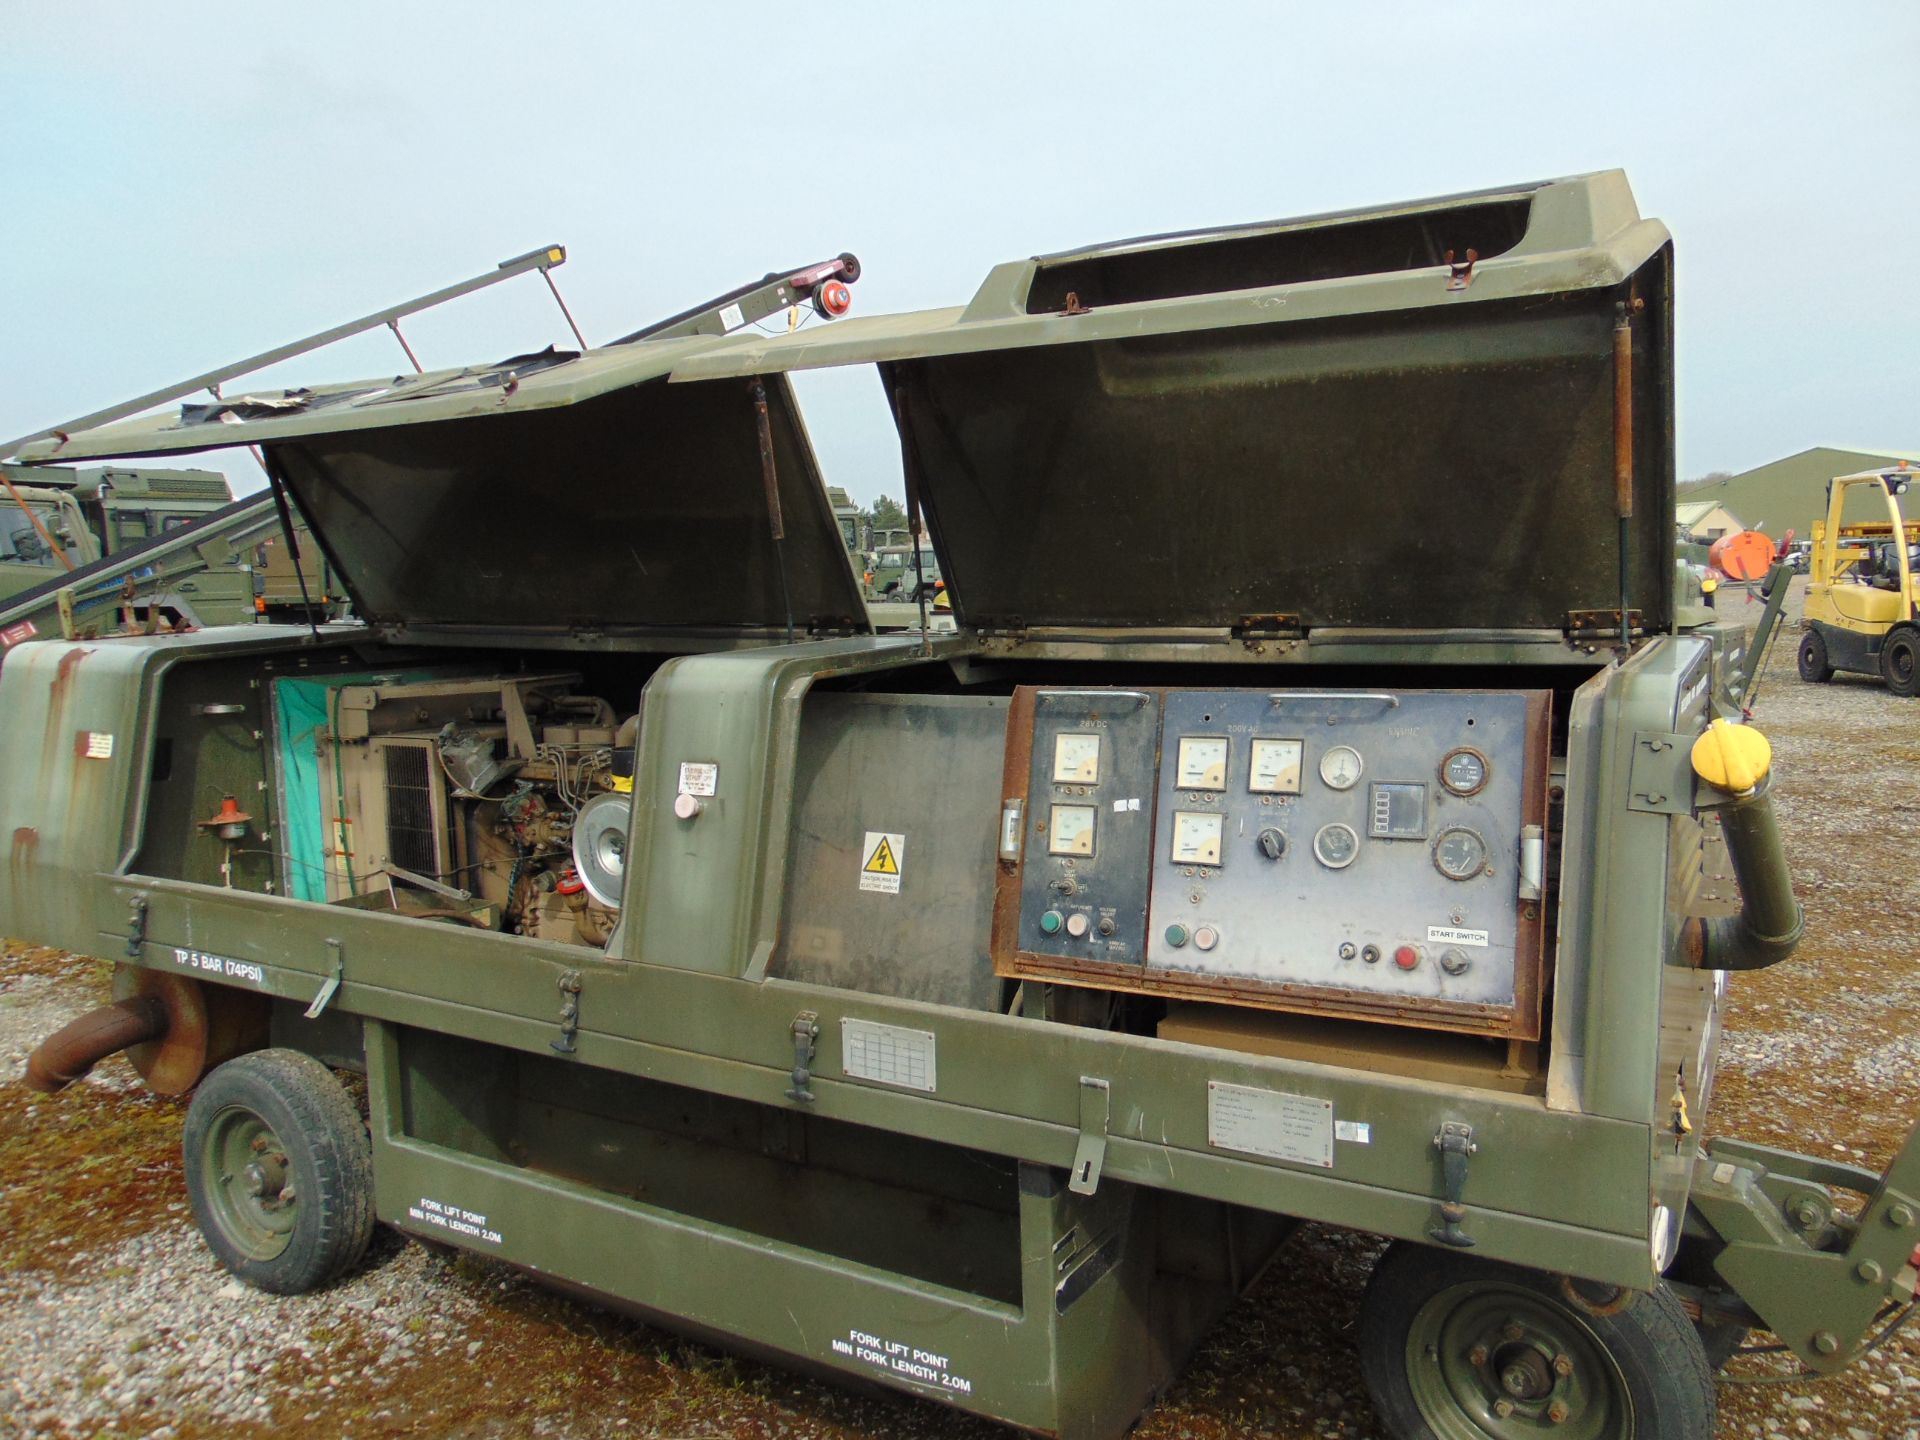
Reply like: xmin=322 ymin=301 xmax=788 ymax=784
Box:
xmin=6 ymin=172 xmax=1915 ymax=1440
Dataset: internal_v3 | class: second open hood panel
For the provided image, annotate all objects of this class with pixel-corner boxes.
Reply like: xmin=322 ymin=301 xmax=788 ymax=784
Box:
xmin=273 ymin=375 xmax=870 ymax=641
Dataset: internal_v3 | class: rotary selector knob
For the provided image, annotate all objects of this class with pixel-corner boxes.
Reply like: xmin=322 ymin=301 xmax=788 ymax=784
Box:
xmin=1440 ymin=948 xmax=1473 ymax=976
xmin=1257 ymin=827 xmax=1286 ymax=860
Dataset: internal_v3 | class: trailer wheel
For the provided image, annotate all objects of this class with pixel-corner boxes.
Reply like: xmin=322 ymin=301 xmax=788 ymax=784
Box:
xmin=1880 ymin=627 xmax=1919 ymax=697
xmin=182 ymin=1049 xmax=374 ymax=1294
xmin=1796 ymin=630 xmax=1833 ymax=684
xmin=1357 ymin=1243 xmax=1713 ymax=1440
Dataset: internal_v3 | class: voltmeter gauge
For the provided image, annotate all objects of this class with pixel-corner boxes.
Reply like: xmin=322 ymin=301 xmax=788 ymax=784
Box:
xmin=1312 ymin=821 xmax=1360 ymax=870
xmin=1052 ymin=733 xmax=1101 ymax=785
xmin=1169 ymin=810 xmax=1224 ymax=866
xmin=1248 ymin=738 xmax=1303 ymax=794
xmin=1318 ymin=745 xmax=1364 ymax=791
xmin=1176 ymin=736 xmax=1229 ymax=791
xmin=1433 ymin=825 xmax=1489 ymax=881
xmin=1047 ymin=804 xmax=1097 ymax=857
xmin=1440 ymin=747 xmax=1489 ymax=796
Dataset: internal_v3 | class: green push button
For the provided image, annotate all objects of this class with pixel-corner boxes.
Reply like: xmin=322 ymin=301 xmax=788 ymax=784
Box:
xmin=1039 ymin=910 xmax=1065 ymax=935
xmin=1164 ymin=923 xmax=1190 ymax=948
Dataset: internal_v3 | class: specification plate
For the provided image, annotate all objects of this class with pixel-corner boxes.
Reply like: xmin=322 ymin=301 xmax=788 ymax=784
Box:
xmin=1206 ymin=1082 xmax=1334 ymax=1168
xmin=842 ymin=1018 xmax=937 ymax=1092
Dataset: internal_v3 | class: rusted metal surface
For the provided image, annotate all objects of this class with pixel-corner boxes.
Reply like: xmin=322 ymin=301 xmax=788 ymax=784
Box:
xmin=23 ymin=994 xmax=168 ymax=1093
xmin=113 ymin=966 xmax=270 ymax=1096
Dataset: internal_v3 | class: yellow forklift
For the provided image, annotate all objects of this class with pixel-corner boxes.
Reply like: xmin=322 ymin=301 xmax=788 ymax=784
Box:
xmin=1798 ymin=465 xmax=1920 ymax=695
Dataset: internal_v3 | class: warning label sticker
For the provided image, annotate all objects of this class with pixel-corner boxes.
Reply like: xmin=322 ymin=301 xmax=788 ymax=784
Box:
xmin=859 ymin=831 xmax=904 ymax=894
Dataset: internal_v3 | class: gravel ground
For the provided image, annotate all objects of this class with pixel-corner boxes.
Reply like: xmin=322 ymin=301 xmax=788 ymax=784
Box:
xmin=2 ymin=582 xmax=1916 ymax=1440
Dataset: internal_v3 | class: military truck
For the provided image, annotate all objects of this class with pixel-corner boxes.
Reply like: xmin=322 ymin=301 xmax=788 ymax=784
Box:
xmin=7 ymin=172 xmax=1916 ymax=1440
xmin=0 ymin=462 xmax=234 ymax=604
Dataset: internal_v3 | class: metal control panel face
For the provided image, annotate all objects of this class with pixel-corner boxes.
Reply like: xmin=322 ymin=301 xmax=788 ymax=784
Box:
xmin=1146 ymin=689 xmax=1543 ymax=1033
xmin=996 ymin=686 xmax=1550 ymax=1038
xmin=1008 ymin=690 xmax=1158 ymax=964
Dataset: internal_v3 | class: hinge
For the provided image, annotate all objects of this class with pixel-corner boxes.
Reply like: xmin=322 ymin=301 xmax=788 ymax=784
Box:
xmin=1069 ymin=1077 xmax=1111 ymax=1196
xmin=976 ymin=616 xmax=1028 ymax=640
xmin=1233 ymin=613 xmax=1302 ymax=642
xmin=304 ymin=937 xmax=343 ymax=1019
xmin=1565 ymin=608 xmax=1644 ymax=640
xmin=1628 ymin=731 xmax=1696 ymax=815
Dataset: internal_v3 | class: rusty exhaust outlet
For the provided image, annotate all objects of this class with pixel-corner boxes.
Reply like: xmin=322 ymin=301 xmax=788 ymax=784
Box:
xmin=23 ymin=994 xmax=169 ymax=1093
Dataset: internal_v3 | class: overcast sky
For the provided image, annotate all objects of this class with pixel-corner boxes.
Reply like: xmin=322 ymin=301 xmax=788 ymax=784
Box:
xmin=4 ymin=3 xmax=1914 ymax=505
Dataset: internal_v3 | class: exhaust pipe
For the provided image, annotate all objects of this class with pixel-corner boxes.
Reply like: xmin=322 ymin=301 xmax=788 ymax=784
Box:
xmin=23 ymin=994 xmax=169 ymax=1093
xmin=1682 ymin=721 xmax=1804 ymax=973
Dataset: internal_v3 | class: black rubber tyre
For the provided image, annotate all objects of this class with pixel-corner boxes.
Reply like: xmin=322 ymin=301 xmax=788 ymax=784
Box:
xmin=1357 ymin=1242 xmax=1714 ymax=1440
xmin=1880 ymin=627 xmax=1919 ymax=697
xmin=182 ymin=1048 xmax=374 ymax=1295
xmin=1797 ymin=629 xmax=1833 ymax=684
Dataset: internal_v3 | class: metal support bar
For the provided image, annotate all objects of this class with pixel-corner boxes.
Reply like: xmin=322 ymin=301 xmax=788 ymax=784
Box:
xmin=386 ymin=321 xmax=425 ymax=375
xmin=1068 ymin=1077 xmax=1110 ymax=1195
xmin=3 ymin=244 xmax=571 ymax=460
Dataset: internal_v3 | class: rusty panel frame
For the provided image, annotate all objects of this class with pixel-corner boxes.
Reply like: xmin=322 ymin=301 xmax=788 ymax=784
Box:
xmin=991 ymin=688 xmax=1552 ymax=1041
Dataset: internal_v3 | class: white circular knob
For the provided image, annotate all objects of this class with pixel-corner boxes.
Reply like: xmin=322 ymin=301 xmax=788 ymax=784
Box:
xmin=1065 ymin=912 xmax=1090 ymax=938
xmin=672 ymin=793 xmax=704 ymax=820
xmin=1194 ymin=925 xmax=1219 ymax=952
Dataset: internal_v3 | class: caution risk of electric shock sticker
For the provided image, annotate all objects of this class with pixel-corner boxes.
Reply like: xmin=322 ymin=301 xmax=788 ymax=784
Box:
xmin=859 ymin=831 xmax=905 ymax=894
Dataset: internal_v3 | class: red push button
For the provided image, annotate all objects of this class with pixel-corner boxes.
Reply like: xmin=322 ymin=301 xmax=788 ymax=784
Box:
xmin=1394 ymin=945 xmax=1420 ymax=970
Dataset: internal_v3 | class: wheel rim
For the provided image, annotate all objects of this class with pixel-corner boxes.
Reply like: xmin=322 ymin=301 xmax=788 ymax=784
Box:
xmin=1404 ymin=1281 xmax=1631 ymax=1440
xmin=1890 ymin=641 xmax=1915 ymax=686
xmin=200 ymin=1104 xmax=298 ymax=1261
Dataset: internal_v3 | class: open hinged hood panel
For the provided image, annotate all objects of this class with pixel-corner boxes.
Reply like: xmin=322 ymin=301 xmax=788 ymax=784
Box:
xmin=15 ymin=343 xmax=871 ymax=645
xmin=667 ymin=171 xmax=1676 ymax=641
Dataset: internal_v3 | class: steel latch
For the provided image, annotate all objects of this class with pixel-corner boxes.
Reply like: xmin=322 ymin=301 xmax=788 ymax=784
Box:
xmin=304 ymin=937 xmax=343 ymax=1019
xmin=550 ymin=970 xmax=583 ymax=1055
xmin=785 ymin=1011 xmax=821 ymax=1103
xmin=1430 ymin=1121 xmax=1479 ymax=1248
xmin=1628 ymin=731 xmax=1696 ymax=815
xmin=125 ymin=896 xmax=148 ymax=958
xmin=1069 ymin=1077 xmax=1111 ymax=1196
xmin=1444 ymin=247 xmax=1478 ymax=291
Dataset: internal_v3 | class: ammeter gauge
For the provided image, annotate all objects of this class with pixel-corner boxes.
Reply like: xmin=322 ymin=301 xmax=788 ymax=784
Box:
xmin=1052 ymin=733 xmax=1101 ymax=785
xmin=1169 ymin=811 xmax=1224 ymax=865
xmin=1312 ymin=821 xmax=1360 ymax=869
xmin=1318 ymin=745 xmax=1363 ymax=791
xmin=1248 ymin=738 xmax=1304 ymax=794
xmin=1176 ymin=736 xmax=1229 ymax=790
xmin=1433 ymin=825 xmax=1488 ymax=881
xmin=1047 ymin=804 xmax=1097 ymax=857
xmin=1440 ymin=747 xmax=1489 ymax=796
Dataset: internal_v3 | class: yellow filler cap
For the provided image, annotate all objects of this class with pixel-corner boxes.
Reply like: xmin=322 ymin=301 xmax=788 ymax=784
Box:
xmin=1691 ymin=718 xmax=1772 ymax=794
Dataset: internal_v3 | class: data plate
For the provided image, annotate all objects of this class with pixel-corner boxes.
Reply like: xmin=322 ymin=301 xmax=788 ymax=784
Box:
xmin=1207 ymin=1082 xmax=1333 ymax=1168
xmin=841 ymin=1018 xmax=937 ymax=1092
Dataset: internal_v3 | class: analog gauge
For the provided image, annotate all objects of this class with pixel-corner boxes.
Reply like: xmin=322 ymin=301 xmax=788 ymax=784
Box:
xmin=1440 ymin=747 xmax=1489 ymax=797
xmin=1176 ymin=736 xmax=1229 ymax=791
xmin=1433 ymin=825 xmax=1489 ymax=881
xmin=1312 ymin=821 xmax=1360 ymax=870
xmin=1248 ymin=738 xmax=1304 ymax=794
xmin=1047 ymin=804 xmax=1097 ymax=857
xmin=1170 ymin=810 xmax=1224 ymax=866
xmin=1052 ymin=732 xmax=1101 ymax=785
xmin=1318 ymin=744 xmax=1363 ymax=791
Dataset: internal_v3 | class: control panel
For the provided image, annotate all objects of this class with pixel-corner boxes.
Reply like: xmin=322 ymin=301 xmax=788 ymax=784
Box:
xmin=993 ymin=687 xmax=1550 ymax=1039
xmin=1004 ymin=689 xmax=1159 ymax=965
